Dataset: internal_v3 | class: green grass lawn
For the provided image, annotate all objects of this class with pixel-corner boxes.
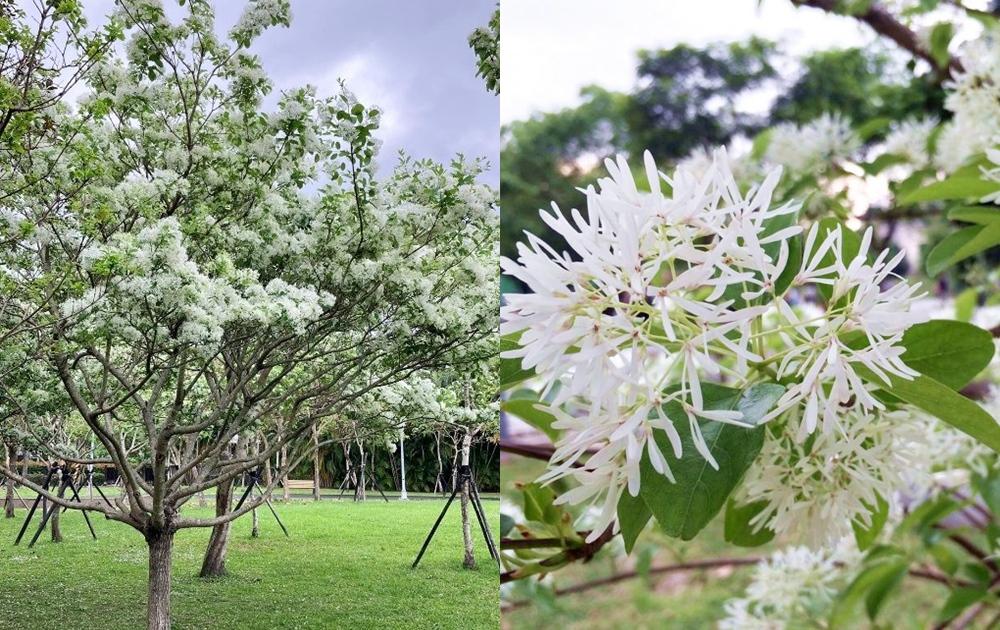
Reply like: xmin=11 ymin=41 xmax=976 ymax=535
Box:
xmin=0 ymin=499 xmax=499 ymax=629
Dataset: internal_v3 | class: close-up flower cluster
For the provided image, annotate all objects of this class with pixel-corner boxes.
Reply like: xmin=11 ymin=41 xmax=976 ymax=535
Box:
xmin=502 ymin=149 xmax=929 ymax=541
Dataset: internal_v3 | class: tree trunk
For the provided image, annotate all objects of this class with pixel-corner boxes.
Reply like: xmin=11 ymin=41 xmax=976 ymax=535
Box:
xmin=434 ymin=433 xmax=443 ymax=494
xmin=311 ymin=425 xmax=321 ymax=501
xmin=459 ymin=431 xmax=475 ymax=569
xmin=146 ymin=529 xmax=174 ymax=630
xmin=281 ymin=444 xmax=290 ymax=501
xmin=451 ymin=435 xmax=460 ymax=492
xmin=341 ymin=443 xmax=353 ymax=497
xmin=355 ymin=444 xmax=366 ymax=502
xmin=4 ymin=441 xmax=15 ymax=518
xmin=51 ymin=469 xmax=67 ymax=543
xmin=199 ymin=477 xmax=233 ymax=578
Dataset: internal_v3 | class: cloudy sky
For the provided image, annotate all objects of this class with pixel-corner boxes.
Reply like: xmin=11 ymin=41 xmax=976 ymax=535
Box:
xmin=78 ymin=0 xmax=498 ymax=182
xmin=502 ymin=0 xmax=883 ymax=124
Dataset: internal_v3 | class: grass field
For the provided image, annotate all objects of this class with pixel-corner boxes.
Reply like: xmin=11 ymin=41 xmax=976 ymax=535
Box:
xmin=0 ymin=498 xmax=499 ymax=629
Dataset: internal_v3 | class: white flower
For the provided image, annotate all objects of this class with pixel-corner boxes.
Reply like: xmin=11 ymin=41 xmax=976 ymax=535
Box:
xmin=503 ymin=148 xmax=928 ymax=538
xmin=766 ymin=225 xmax=926 ymax=436
xmin=764 ymin=114 xmax=860 ymax=175
xmin=503 ymin=151 xmax=797 ymax=496
xmin=937 ymin=36 xmax=1000 ymax=172
xmin=883 ymin=117 xmax=937 ymax=170
xmin=742 ymin=408 xmax=928 ymax=545
xmin=720 ymin=541 xmax=860 ymax=629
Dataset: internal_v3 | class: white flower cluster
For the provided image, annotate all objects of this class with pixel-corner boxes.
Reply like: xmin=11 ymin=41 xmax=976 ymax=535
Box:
xmin=501 ymin=150 xmax=926 ymax=539
xmin=741 ymin=408 xmax=926 ymax=545
xmin=882 ymin=117 xmax=937 ymax=170
xmin=764 ymin=114 xmax=860 ymax=176
xmin=937 ymin=35 xmax=1000 ymax=172
xmin=62 ymin=218 xmax=331 ymax=354
xmin=719 ymin=542 xmax=860 ymax=629
xmin=230 ymin=0 xmax=291 ymax=46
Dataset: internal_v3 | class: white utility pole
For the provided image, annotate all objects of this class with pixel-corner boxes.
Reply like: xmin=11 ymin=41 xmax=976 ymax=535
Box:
xmin=398 ymin=427 xmax=408 ymax=500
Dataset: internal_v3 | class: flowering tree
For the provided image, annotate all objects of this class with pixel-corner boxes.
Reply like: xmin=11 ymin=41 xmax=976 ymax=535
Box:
xmin=468 ymin=5 xmax=499 ymax=95
xmin=499 ymin=3 xmax=1000 ymax=625
xmin=0 ymin=1 xmax=497 ymax=628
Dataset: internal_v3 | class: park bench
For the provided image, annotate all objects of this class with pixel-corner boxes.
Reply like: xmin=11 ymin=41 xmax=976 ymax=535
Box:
xmin=284 ymin=479 xmax=314 ymax=491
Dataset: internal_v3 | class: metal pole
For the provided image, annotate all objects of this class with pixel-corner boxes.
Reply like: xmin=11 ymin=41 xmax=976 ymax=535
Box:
xmin=65 ymin=475 xmax=97 ymax=540
xmin=411 ymin=484 xmax=461 ymax=569
xmin=14 ymin=467 xmax=54 ymax=545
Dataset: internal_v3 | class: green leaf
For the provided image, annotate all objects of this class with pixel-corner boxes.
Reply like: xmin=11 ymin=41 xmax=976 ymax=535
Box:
xmin=501 ymin=399 xmax=559 ymax=442
xmin=973 ymin=471 xmax=1000 ymax=517
xmin=863 ymin=560 xmax=907 ymax=621
xmin=948 ymin=205 xmax=1000 ymax=225
xmin=724 ymin=499 xmax=775 ymax=547
xmin=500 ymin=513 xmax=516 ymax=537
xmin=830 ymin=549 xmax=908 ymax=629
xmin=928 ymin=541 xmax=960 ymax=575
xmin=617 ymin=490 xmax=652 ymax=553
xmin=898 ymin=320 xmax=995 ymax=390
xmin=521 ymin=483 xmax=562 ymax=525
xmin=855 ymin=117 xmax=892 ymax=141
xmin=938 ymin=586 xmax=988 ymax=623
xmin=863 ymin=152 xmax=908 ymax=175
xmin=928 ymin=22 xmax=955 ymax=69
xmin=900 ymin=173 xmax=1000 ymax=205
xmin=500 ymin=332 xmax=535 ymax=391
xmin=750 ymin=128 xmax=773 ymax=160
xmin=851 ymin=494 xmax=889 ymax=552
xmin=926 ymin=221 xmax=1000 ymax=276
xmin=638 ymin=383 xmax=784 ymax=541
xmin=954 ymin=288 xmax=977 ymax=322
xmin=896 ymin=495 xmax=960 ymax=538
xmin=859 ymin=369 xmax=1000 ymax=453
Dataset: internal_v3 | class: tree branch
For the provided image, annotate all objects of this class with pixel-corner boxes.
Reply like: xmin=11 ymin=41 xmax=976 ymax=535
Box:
xmin=791 ymin=0 xmax=964 ymax=78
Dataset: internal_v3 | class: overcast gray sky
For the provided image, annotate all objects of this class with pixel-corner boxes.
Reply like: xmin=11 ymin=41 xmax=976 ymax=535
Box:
xmin=79 ymin=0 xmax=498 ymax=183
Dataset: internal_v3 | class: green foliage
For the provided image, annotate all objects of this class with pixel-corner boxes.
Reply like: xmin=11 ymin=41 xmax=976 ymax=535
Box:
xmin=829 ymin=546 xmax=908 ymax=628
xmin=862 ymin=370 xmax=1000 ymax=452
xmin=502 ymin=398 xmax=559 ymax=442
xmin=286 ymin=434 xmax=499 ymax=493
xmin=723 ymin=499 xmax=775 ymax=547
xmin=926 ymin=218 xmax=1000 ymax=276
xmin=500 ymin=332 xmax=535 ymax=390
xmin=626 ymin=38 xmax=777 ymax=160
xmin=851 ymin=494 xmax=889 ymax=552
xmin=629 ymin=383 xmax=783 ymax=542
xmin=500 ymin=87 xmax=630 ymax=258
xmin=900 ymin=166 xmax=1000 ymax=205
xmin=898 ymin=320 xmax=994 ymax=390
xmin=618 ymin=491 xmax=653 ymax=553
xmin=769 ymin=47 xmax=940 ymax=129
xmin=468 ymin=6 xmax=499 ymax=94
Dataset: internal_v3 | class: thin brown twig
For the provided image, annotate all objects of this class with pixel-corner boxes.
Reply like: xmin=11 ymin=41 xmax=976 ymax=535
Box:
xmin=503 ymin=559 xmax=972 ymax=611
xmin=499 ymin=439 xmax=557 ymax=463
